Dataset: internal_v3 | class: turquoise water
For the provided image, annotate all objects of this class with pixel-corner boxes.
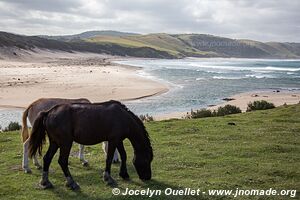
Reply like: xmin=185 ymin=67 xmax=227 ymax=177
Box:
xmin=1 ymin=58 xmax=300 ymax=128
xmin=115 ymin=58 xmax=300 ymax=115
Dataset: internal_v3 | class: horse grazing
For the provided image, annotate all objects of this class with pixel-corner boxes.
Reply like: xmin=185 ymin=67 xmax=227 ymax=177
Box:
xmin=22 ymin=98 xmax=120 ymax=173
xmin=28 ymin=100 xmax=153 ymax=190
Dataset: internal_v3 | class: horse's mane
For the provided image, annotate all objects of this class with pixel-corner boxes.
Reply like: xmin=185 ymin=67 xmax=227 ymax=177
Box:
xmin=107 ymin=101 xmax=153 ymax=161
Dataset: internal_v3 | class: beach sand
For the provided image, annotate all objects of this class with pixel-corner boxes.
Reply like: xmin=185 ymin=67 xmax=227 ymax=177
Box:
xmin=155 ymin=90 xmax=300 ymax=120
xmin=0 ymin=49 xmax=168 ymax=108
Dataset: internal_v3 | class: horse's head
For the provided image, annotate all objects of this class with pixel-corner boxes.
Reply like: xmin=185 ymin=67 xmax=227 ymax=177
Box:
xmin=133 ymin=147 xmax=153 ymax=181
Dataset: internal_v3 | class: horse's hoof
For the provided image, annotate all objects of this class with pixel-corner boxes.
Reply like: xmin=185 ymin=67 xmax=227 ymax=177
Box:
xmin=103 ymin=172 xmax=116 ymax=185
xmin=66 ymin=181 xmax=80 ymax=191
xmin=24 ymin=168 xmax=32 ymax=174
xmin=119 ymin=172 xmax=130 ymax=180
xmin=106 ymin=178 xmax=116 ymax=186
xmin=39 ymin=180 xmax=53 ymax=189
xmin=82 ymin=161 xmax=89 ymax=167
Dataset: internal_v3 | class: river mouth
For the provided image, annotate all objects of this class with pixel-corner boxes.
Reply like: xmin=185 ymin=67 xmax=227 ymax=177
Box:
xmin=1 ymin=58 xmax=300 ymax=128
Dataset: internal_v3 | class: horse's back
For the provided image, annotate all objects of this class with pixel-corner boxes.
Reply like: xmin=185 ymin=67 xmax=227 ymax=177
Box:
xmin=44 ymin=102 xmax=133 ymax=145
xmin=72 ymin=103 xmax=132 ymax=144
xmin=27 ymin=98 xmax=90 ymax=125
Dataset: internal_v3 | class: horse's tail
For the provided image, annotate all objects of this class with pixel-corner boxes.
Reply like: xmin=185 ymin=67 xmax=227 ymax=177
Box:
xmin=21 ymin=105 xmax=31 ymax=143
xmin=28 ymin=112 xmax=48 ymax=158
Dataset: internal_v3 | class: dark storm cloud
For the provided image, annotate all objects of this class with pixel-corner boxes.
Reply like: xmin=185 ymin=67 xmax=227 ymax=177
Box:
xmin=0 ymin=0 xmax=299 ymax=42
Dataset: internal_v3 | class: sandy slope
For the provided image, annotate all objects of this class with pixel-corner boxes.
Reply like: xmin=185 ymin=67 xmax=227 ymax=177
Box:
xmin=0 ymin=49 xmax=168 ymax=108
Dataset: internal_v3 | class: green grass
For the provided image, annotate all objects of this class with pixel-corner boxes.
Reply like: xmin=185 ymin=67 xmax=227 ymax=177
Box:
xmin=0 ymin=105 xmax=299 ymax=199
xmin=85 ymin=34 xmax=214 ymax=57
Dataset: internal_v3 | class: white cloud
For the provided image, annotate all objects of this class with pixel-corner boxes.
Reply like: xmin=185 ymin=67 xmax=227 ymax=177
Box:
xmin=0 ymin=0 xmax=299 ymax=42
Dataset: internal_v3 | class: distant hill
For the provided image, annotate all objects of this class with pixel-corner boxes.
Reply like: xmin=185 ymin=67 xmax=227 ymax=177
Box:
xmin=1 ymin=31 xmax=299 ymax=59
xmin=38 ymin=30 xmax=139 ymax=42
xmin=86 ymin=33 xmax=300 ymax=58
xmin=0 ymin=31 xmax=174 ymax=58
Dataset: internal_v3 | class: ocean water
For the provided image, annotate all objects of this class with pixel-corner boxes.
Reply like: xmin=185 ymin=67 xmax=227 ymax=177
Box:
xmin=0 ymin=58 xmax=300 ymax=128
xmin=115 ymin=58 xmax=300 ymax=115
xmin=0 ymin=108 xmax=24 ymax=130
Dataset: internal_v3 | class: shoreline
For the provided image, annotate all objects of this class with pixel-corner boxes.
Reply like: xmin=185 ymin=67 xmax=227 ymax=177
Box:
xmin=1 ymin=52 xmax=300 ymax=124
xmin=1 ymin=88 xmax=299 ymax=130
xmin=154 ymin=89 xmax=300 ymax=120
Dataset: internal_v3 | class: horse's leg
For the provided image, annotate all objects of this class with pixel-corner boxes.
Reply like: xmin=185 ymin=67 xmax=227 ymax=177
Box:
xmin=33 ymin=155 xmax=42 ymax=169
xmin=58 ymin=143 xmax=80 ymax=190
xmin=78 ymin=144 xmax=88 ymax=166
xmin=39 ymin=141 xmax=58 ymax=189
xmin=103 ymin=141 xmax=117 ymax=185
xmin=102 ymin=141 xmax=120 ymax=163
xmin=22 ymin=139 xmax=31 ymax=173
xmin=117 ymin=142 xmax=129 ymax=180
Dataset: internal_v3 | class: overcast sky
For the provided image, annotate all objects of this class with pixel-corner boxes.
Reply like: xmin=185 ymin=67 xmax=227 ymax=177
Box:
xmin=0 ymin=0 xmax=299 ymax=42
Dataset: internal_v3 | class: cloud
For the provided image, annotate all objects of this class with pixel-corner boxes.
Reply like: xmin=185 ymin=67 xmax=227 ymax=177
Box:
xmin=0 ymin=0 xmax=299 ymax=42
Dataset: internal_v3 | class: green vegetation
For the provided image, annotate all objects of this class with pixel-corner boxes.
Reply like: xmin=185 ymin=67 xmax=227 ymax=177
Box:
xmin=139 ymin=114 xmax=154 ymax=122
xmin=247 ymin=100 xmax=275 ymax=112
xmin=0 ymin=105 xmax=299 ymax=199
xmin=187 ymin=108 xmax=214 ymax=119
xmin=216 ymin=105 xmax=242 ymax=116
xmin=85 ymin=33 xmax=300 ymax=59
xmin=3 ymin=122 xmax=21 ymax=132
xmin=85 ymin=34 xmax=218 ymax=58
xmin=187 ymin=105 xmax=241 ymax=119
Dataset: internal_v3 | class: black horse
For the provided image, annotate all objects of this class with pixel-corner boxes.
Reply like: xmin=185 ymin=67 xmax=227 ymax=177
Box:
xmin=29 ymin=100 xmax=153 ymax=190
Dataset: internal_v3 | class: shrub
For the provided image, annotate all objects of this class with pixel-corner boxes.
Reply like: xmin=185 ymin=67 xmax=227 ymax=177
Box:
xmin=188 ymin=108 xmax=213 ymax=119
xmin=139 ymin=114 xmax=154 ymax=122
xmin=246 ymin=100 xmax=275 ymax=112
xmin=216 ymin=105 xmax=242 ymax=116
xmin=186 ymin=105 xmax=242 ymax=119
xmin=4 ymin=122 xmax=22 ymax=132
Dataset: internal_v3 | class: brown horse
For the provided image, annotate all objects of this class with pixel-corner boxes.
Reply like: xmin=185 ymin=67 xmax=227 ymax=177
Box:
xmin=29 ymin=100 xmax=153 ymax=190
xmin=21 ymin=98 xmax=90 ymax=173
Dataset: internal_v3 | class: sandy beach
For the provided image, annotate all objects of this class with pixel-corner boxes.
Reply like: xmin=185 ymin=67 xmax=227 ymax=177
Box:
xmin=0 ymin=49 xmax=168 ymax=108
xmin=209 ymin=90 xmax=300 ymax=112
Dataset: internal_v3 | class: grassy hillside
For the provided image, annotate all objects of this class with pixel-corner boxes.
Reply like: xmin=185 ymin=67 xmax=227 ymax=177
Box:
xmin=1 ymin=31 xmax=300 ymax=59
xmin=39 ymin=30 xmax=139 ymax=42
xmin=86 ymin=33 xmax=300 ymax=58
xmin=0 ymin=105 xmax=299 ymax=199
xmin=0 ymin=31 xmax=175 ymax=59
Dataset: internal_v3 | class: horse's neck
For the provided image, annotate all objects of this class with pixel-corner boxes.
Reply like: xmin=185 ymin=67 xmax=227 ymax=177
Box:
xmin=128 ymin=133 xmax=147 ymax=153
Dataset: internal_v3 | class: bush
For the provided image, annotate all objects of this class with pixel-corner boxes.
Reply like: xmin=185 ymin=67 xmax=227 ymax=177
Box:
xmin=246 ymin=100 xmax=275 ymax=112
xmin=4 ymin=122 xmax=22 ymax=132
xmin=139 ymin=114 xmax=154 ymax=122
xmin=187 ymin=108 xmax=213 ymax=119
xmin=216 ymin=105 xmax=242 ymax=116
xmin=186 ymin=105 xmax=242 ymax=119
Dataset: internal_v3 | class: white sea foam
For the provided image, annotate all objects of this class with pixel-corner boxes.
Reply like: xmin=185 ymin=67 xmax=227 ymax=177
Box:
xmin=212 ymin=76 xmax=242 ymax=80
xmin=188 ymin=63 xmax=300 ymax=72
